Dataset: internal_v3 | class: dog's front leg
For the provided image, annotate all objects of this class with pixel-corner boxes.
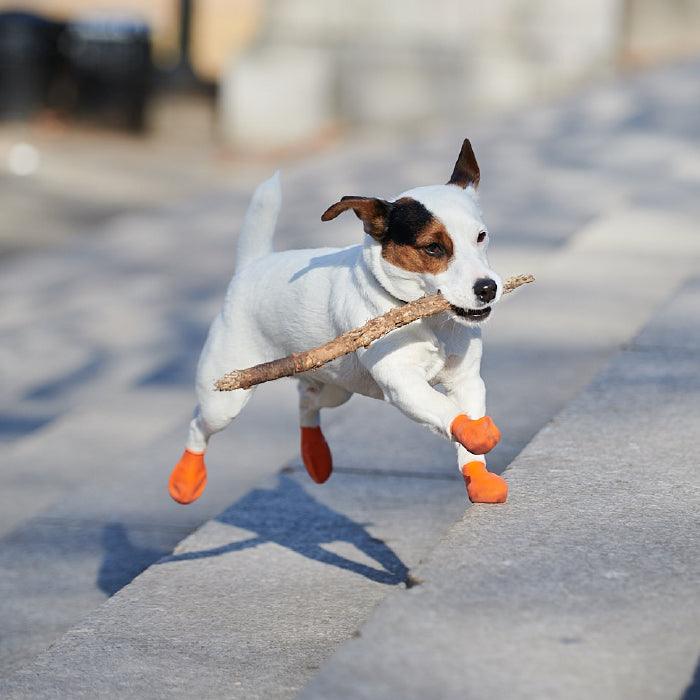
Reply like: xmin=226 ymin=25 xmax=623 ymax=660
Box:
xmin=443 ymin=372 xmax=508 ymax=503
xmin=442 ymin=373 xmax=500 ymax=456
xmin=361 ymin=347 xmax=496 ymax=448
xmin=369 ymin=362 xmax=461 ymax=438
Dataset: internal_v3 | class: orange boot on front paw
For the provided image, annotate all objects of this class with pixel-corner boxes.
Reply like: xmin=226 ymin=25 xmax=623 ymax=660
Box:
xmin=301 ymin=426 xmax=333 ymax=484
xmin=462 ymin=461 xmax=508 ymax=504
xmin=169 ymin=449 xmax=208 ymax=504
xmin=451 ymin=414 xmax=501 ymax=455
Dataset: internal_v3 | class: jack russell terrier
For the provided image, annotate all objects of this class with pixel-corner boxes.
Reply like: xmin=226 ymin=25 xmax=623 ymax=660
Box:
xmin=169 ymin=139 xmax=508 ymax=505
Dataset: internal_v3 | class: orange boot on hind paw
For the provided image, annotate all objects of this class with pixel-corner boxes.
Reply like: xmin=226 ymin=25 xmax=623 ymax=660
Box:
xmin=169 ymin=449 xmax=207 ymax=504
xmin=301 ymin=426 xmax=333 ymax=484
xmin=462 ymin=461 xmax=508 ymax=504
xmin=451 ymin=414 xmax=501 ymax=455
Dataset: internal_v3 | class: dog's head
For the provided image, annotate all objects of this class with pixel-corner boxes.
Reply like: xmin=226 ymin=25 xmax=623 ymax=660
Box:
xmin=321 ymin=139 xmax=500 ymax=325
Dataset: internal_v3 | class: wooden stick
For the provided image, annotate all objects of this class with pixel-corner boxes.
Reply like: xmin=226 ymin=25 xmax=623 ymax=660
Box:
xmin=215 ymin=273 xmax=534 ymax=392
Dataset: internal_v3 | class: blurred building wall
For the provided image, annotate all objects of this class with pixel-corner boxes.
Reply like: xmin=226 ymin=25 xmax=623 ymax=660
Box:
xmin=0 ymin=0 xmax=264 ymax=79
xmin=190 ymin=0 xmax=262 ymax=81
xmin=218 ymin=0 xmax=700 ymax=149
xmin=622 ymin=0 xmax=700 ymax=64
xmin=3 ymin=0 xmax=700 ymax=147
xmin=220 ymin=0 xmax=625 ymax=149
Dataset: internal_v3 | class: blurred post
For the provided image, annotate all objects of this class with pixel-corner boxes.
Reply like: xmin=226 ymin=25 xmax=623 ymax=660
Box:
xmin=219 ymin=44 xmax=333 ymax=151
xmin=0 ymin=11 xmax=62 ymax=120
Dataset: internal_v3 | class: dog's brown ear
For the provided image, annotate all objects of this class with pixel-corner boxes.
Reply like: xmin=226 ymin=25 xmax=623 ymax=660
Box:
xmin=447 ymin=138 xmax=480 ymax=189
xmin=321 ymin=196 xmax=392 ymax=240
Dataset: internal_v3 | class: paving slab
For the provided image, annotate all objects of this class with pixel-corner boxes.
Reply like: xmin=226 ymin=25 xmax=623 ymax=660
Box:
xmin=0 ymin=470 xmax=465 ymax=699
xmin=300 ymin=276 xmax=700 ymax=700
xmin=0 ymin=378 xmax=301 ymax=673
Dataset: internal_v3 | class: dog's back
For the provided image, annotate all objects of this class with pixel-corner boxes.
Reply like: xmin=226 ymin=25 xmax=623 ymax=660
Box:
xmin=227 ymin=171 xmax=390 ymax=356
xmin=223 ymin=244 xmax=366 ymax=358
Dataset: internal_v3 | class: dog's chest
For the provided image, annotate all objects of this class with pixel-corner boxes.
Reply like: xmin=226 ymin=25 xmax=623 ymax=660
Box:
xmin=304 ymin=352 xmax=386 ymax=400
xmin=308 ymin=337 xmax=448 ymax=399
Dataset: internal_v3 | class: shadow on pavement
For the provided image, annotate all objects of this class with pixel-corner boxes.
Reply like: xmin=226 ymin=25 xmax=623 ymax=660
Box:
xmin=682 ymin=657 xmax=700 ymax=700
xmin=97 ymin=523 xmax=168 ymax=596
xmin=0 ymin=412 xmax=55 ymax=441
xmin=160 ymin=474 xmax=409 ymax=585
xmin=24 ymin=350 xmax=109 ymax=401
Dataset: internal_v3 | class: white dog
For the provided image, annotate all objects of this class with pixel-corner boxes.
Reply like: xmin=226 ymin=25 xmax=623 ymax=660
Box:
xmin=169 ymin=139 xmax=508 ymax=505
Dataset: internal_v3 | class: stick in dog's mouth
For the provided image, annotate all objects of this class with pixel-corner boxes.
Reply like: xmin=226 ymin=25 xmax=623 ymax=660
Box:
xmin=215 ymin=273 xmax=534 ymax=392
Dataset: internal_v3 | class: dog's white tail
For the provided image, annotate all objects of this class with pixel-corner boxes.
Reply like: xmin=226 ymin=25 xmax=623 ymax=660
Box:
xmin=235 ymin=170 xmax=282 ymax=273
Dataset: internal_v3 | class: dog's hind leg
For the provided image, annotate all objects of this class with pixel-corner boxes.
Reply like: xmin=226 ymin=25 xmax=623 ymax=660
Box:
xmin=169 ymin=370 xmax=255 ymax=504
xmin=298 ymin=379 xmax=352 ymax=484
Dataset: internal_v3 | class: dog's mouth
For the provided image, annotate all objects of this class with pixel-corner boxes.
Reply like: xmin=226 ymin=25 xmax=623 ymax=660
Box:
xmin=449 ymin=305 xmax=492 ymax=322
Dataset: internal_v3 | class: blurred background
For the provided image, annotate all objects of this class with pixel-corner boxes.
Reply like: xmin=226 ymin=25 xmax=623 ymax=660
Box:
xmin=1 ymin=0 xmax=700 ymax=256
xmin=2 ymin=0 xmax=700 ymax=685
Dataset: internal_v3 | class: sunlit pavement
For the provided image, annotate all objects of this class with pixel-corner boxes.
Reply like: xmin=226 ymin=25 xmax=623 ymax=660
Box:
xmin=1 ymin=59 xmax=699 ymax=696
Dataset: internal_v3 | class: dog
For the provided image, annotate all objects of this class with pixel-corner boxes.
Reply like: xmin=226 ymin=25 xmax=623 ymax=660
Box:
xmin=169 ymin=139 xmax=508 ymax=506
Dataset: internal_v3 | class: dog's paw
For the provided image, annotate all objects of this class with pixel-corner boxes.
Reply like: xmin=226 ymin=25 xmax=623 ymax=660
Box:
xmin=462 ymin=461 xmax=508 ymax=504
xmin=301 ymin=426 xmax=333 ymax=484
xmin=451 ymin=414 xmax=501 ymax=454
xmin=169 ymin=449 xmax=208 ymax=504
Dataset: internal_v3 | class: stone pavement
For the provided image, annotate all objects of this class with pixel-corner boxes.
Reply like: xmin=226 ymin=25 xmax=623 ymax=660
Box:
xmin=300 ymin=276 xmax=700 ymax=700
xmin=2 ymin=203 xmax=698 ymax=699
xmin=1 ymin=58 xmax=700 ymax=690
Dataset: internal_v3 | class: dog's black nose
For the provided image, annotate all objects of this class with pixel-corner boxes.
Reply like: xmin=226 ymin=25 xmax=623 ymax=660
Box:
xmin=473 ymin=278 xmax=497 ymax=303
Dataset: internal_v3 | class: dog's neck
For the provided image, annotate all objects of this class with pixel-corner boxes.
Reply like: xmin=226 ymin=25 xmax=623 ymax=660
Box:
xmin=360 ymin=237 xmax=428 ymax=305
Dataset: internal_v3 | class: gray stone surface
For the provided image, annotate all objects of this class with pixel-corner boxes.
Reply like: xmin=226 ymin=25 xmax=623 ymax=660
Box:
xmin=2 ymin=58 xmax=700 ymax=687
xmin=0 ymin=469 xmax=466 ymax=699
xmin=632 ymin=276 xmax=700 ymax=352
xmin=0 ymin=381 xmax=302 ymax=672
xmin=2 ymin=210 xmax=698 ymax=698
xmin=300 ymin=277 xmax=700 ymax=700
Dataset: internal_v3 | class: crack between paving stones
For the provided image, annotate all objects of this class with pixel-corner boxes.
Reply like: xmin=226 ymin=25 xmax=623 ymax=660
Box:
xmin=280 ymin=465 xmax=461 ymax=481
xmin=623 ymin=343 xmax=700 ymax=355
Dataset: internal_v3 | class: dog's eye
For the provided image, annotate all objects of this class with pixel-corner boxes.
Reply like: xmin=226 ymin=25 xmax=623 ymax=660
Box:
xmin=477 ymin=231 xmax=487 ymax=243
xmin=423 ymin=243 xmax=445 ymax=257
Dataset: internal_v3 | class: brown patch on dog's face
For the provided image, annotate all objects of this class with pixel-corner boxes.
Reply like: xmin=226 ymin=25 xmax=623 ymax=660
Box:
xmin=382 ymin=220 xmax=453 ymax=273
xmin=321 ymin=195 xmax=453 ymax=274
xmin=381 ymin=198 xmax=454 ymax=274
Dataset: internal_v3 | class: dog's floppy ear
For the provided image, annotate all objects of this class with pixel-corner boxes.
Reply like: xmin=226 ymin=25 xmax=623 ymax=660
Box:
xmin=447 ymin=138 xmax=480 ymax=189
xmin=321 ymin=196 xmax=392 ymax=240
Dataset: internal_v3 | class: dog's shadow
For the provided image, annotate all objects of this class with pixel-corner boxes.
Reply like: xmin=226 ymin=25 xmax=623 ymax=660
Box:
xmin=97 ymin=523 xmax=169 ymax=596
xmin=160 ymin=474 xmax=409 ymax=585
xmin=288 ymin=249 xmax=354 ymax=283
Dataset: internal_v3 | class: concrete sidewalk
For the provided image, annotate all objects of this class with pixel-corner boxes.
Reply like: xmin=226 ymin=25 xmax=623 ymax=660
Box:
xmin=2 ymin=57 xmax=700 ymax=686
xmin=301 ymin=277 xmax=700 ymax=700
xmin=1 ymin=213 xmax=698 ymax=699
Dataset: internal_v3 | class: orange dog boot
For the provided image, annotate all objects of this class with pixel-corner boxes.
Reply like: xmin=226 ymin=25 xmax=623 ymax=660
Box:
xmin=169 ymin=449 xmax=208 ymax=504
xmin=462 ymin=461 xmax=508 ymax=504
xmin=301 ymin=426 xmax=333 ymax=484
xmin=451 ymin=414 xmax=501 ymax=455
